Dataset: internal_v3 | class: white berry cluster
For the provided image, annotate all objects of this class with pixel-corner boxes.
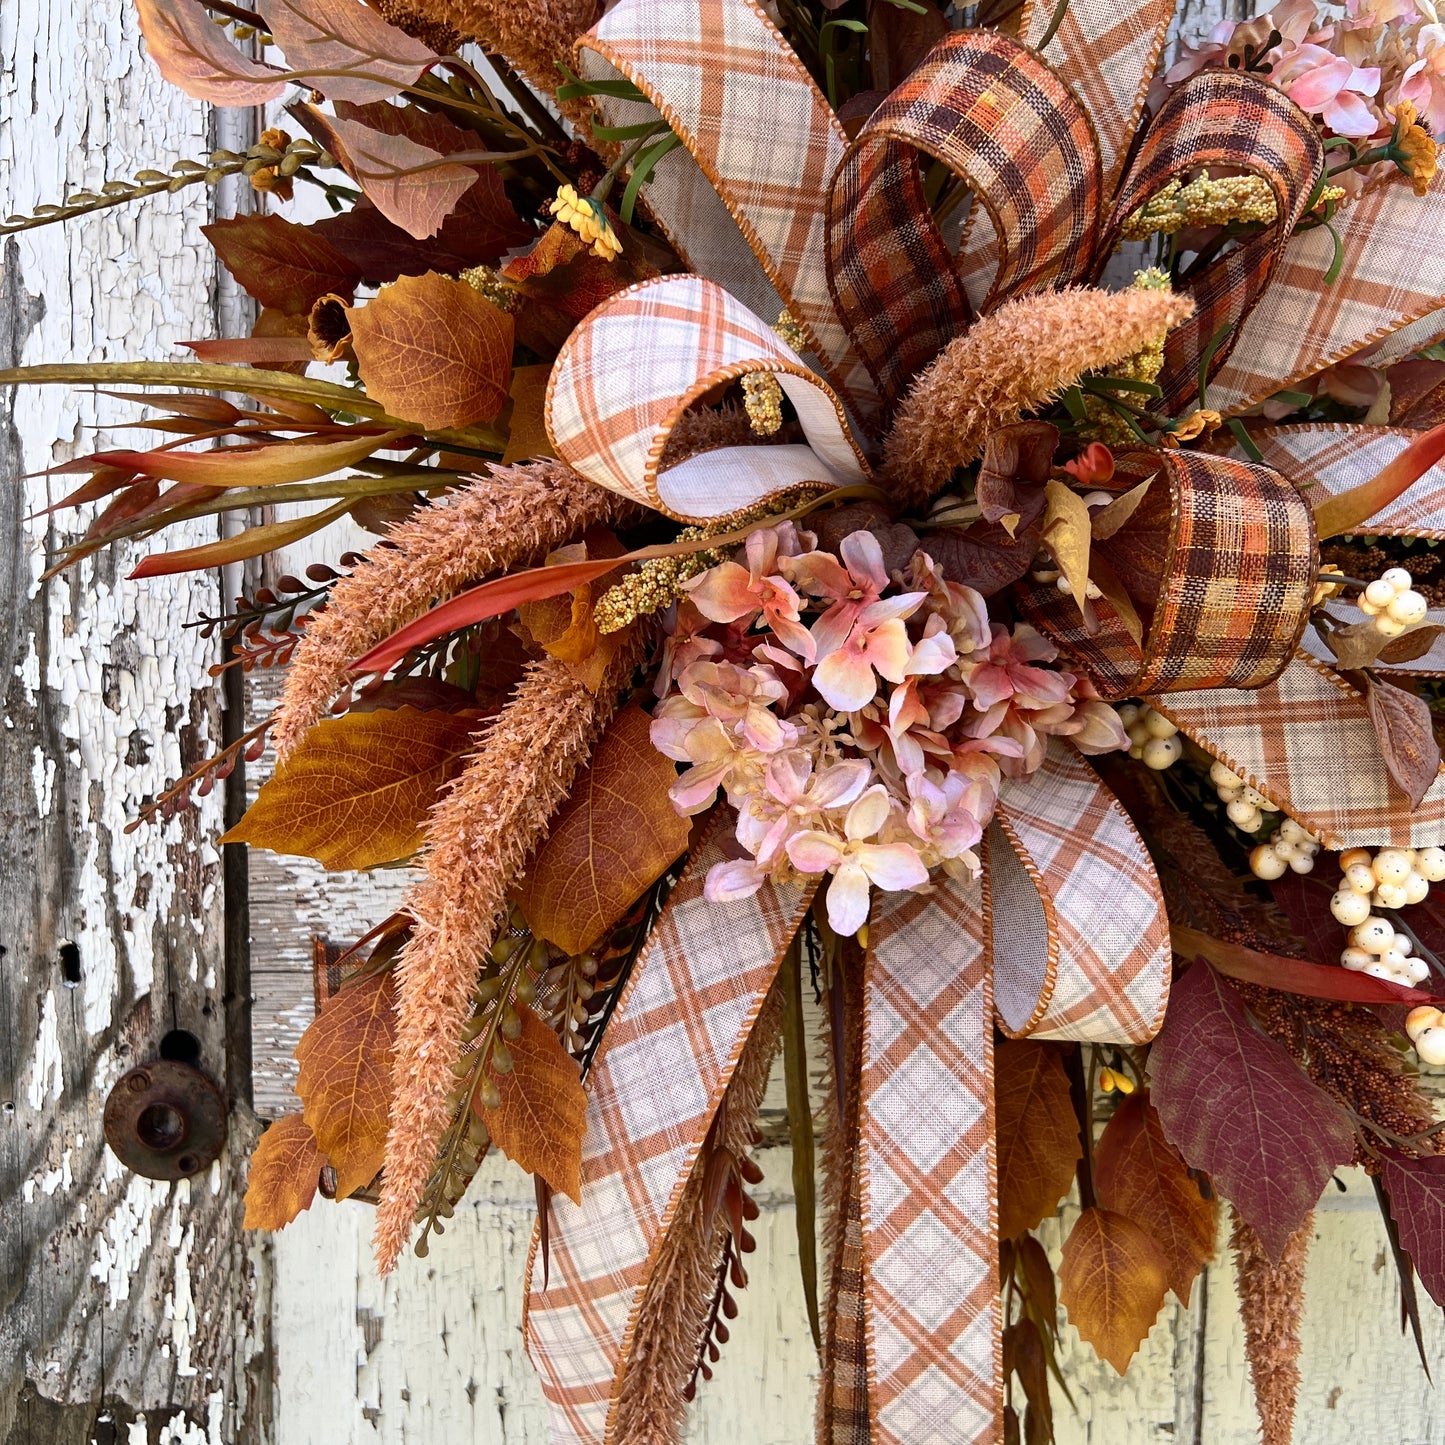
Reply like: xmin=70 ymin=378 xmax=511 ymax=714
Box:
xmin=1117 ymin=703 xmax=1182 ymax=769
xmin=1339 ymin=914 xmax=1430 ymax=987
xmin=1357 ymin=566 xmax=1429 ymax=637
xmin=1247 ymin=817 xmax=1320 ymax=879
xmin=1406 ymin=1006 xmax=1445 ymax=1067
xmin=1329 ymin=845 xmax=1445 ymax=921
xmin=1207 ymin=760 xmax=1279 ymax=832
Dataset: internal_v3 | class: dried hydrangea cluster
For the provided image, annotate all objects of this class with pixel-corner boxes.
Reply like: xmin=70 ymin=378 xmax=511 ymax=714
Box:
xmin=651 ymin=523 xmax=1125 ymax=934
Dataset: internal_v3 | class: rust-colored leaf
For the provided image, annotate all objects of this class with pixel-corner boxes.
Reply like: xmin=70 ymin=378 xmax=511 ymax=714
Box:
xmin=503 ymin=363 xmax=556 ymax=465
xmin=1094 ymin=1092 xmax=1216 ymax=1306
xmin=293 ymin=103 xmax=474 ymax=239
xmin=1379 ymin=621 xmax=1445 ymax=666
xmin=517 ymin=537 xmax=627 ymax=690
xmin=515 ymin=705 xmax=691 ymax=954
xmin=253 ymin=307 xmax=315 ymax=375
xmin=265 ymin=0 xmax=436 ymax=103
xmin=135 ymin=0 xmax=286 ymax=105
xmin=348 ymin=271 xmax=512 ymax=429
xmin=221 ymin=705 xmax=484 ymax=868
xmin=181 ymin=335 xmax=314 ymax=366
xmin=995 ymin=1040 xmax=1082 ymax=1240
xmin=976 ymin=422 xmax=1054 ymax=528
xmin=101 ymin=428 xmax=397 ymax=489
xmin=1364 ymin=675 xmax=1442 ymax=809
xmin=295 ymin=970 xmax=397 ymax=1198
xmin=475 ymin=1005 xmax=587 ymax=1201
xmin=1059 ymin=1207 xmax=1170 ymax=1373
xmin=201 ymin=213 xmax=361 ymax=315
xmin=243 ymin=1113 xmax=326 ymax=1230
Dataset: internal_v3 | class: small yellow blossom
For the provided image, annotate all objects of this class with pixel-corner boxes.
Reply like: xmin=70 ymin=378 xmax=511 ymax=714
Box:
xmin=1167 ymin=408 xmax=1222 ymax=444
xmin=772 ymin=308 xmax=809 ymax=353
xmin=549 ymin=184 xmax=622 ymax=260
xmin=1120 ymin=173 xmax=1278 ymax=240
xmin=1312 ymin=563 xmax=1347 ymax=608
xmin=1390 ymin=101 xmax=1439 ymax=199
xmin=1082 ymin=270 xmax=1175 ymax=445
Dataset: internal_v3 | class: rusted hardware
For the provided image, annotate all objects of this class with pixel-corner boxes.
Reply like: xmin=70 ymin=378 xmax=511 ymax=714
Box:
xmin=103 ymin=1058 xmax=227 ymax=1180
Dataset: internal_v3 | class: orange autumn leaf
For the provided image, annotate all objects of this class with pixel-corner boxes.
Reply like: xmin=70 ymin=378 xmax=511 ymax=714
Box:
xmin=244 ymin=1113 xmax=326 ymax=1231
xmin=222 ymin=705 xmax=484 ymax=869
xmin=995 ymin=1040 xmax=1081 ymax=1240
xmin=475 ymin=1005 xmax=587 ymax=1201
xmin=348 ymin=271 xmax=513 ymax=429
xmin=1058 ymin=1206 xmax=1170 ymax=1373
xmin=1094 ymin=1091 xmax=1217 ymax=1307
xmin=516 ymin=538 xmax=627 ymax=691
xmin=502 ymin=362 xmax=556 ymax=465
xmin=515 ymin=705 xmax=691 ymax=955
xmin=295 ymin=970 xmax=397 ymax=1199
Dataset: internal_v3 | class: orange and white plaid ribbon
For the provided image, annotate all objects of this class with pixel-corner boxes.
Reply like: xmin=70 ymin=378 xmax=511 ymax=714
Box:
xmin=525 ymin=743 xmax=1170 ymax=1445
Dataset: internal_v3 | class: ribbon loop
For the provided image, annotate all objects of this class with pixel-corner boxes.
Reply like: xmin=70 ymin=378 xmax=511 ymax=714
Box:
xmin=826 ymin=29 xmax=1101 ymax=410
xmin=545 ymin=274 xmax=871 ymax=520
xmin=1102 ymin=70 xmax=1323 ymax=412
xmin=1015 ymin=449 xmax=1318 ymax=699
xmin=575 ymin=0 xmax=875 ymax=410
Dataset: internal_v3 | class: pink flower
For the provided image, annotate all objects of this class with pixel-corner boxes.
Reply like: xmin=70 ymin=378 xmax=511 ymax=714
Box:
xmin=812 ymin=611 xmax=917 ymax=711
xmin=1401 ymin=26 xmax=1445 ymax=133
xmin=960 ymin=624 xmax=1073 ymax=714
xmin=655 ymin=598 xmax=722 ymax=697
xmin=795 ymin=531 xmax=924 ymax=656
xmin=905 ymin=770 xmax=984 ymax=862
xmin=1054 ymin=698 xmax=1132 ymax=755
xmin=1278 ymin=44 xmax=1383 ymax=135
xmin=684 ymin=524 xmax=815 ymax=659
xmin=738 ymin=752 xmax=872 ymax=868
xmin=787 ymin=787 xmax=930 ymax=936
xmin=677 ymin=659 xmax=793 ymax=753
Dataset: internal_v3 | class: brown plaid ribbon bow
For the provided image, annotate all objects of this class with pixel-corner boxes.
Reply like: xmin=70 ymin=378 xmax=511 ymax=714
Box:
xmin=527 ymin=1 xmax=1445 ymax=1440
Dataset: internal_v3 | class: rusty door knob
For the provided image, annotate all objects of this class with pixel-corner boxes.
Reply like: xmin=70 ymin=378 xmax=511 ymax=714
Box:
xmin=103 ymin=1059 xmax=227 ymax=1180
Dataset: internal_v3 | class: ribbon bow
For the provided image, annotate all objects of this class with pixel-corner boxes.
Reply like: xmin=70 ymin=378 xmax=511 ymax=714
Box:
xmin=522 ymin=2 xmax=1445 ymax=1441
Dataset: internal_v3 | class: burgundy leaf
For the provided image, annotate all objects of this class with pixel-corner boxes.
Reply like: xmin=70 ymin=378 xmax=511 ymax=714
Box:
xmin=135 ymin=0 xmax=285 ymax=105
xmin=1387 ymin=359 xmax=1445 ymax=428
xmin=975 ymin=421 xmax=1056 ymax=528
xmin=921 ymin=516 xmax=1042 ymax=596
xmin=1364 ymin=676 xmax=1442 ymax=809
xmin=313 ymin=178 xmax=531 ymax=283
xmin=1381 ymin=1150 xmax=1445 ymax=1307
xmin=1150 ymin=961 xmax=1356 ymax=1261
xmin=868 ymin=0 xmax=949 ymax=91
xmin=265 ymin=0 xmax=436 ymax=103
xmin=1379 ymin=622 xmax=1445 ymax=666
xmin=1263 ymin=857 xmax=1349 ymax=966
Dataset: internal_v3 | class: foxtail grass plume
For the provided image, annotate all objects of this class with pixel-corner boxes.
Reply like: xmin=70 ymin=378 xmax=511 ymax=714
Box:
xmin=272 ymin=462 xmax=634 ymax=762
xmin=373 ymin=633 xmax=648 ymax=1274
xmin=882 ymin=286 xmax=1195 ymax=508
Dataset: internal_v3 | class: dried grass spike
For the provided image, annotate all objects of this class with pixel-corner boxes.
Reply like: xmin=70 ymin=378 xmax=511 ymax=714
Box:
xmin=1231 ymin=1206 xmax=1312 ymax=1445
xmin=273 ymin=462 xmax=635 ymax=762
xmin=373 ymin=631 xmax=649 ymax=1274
xmin=882 ymin=287 xmax=1195 ymax=508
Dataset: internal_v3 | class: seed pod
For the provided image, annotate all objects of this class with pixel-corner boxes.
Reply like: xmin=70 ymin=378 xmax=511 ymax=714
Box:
xmin=514 ymin=975 xmax=537 ymax=1007
xmin=278 ymin=151 xmax=304 ymax=177
xmin=491 ymin=1040 xmax=514 ymax=1075
xmin=479 ymin=1076 xmax=502 ymax=1112
xmin=500 ymin=1006 xmax=522 ymax=1041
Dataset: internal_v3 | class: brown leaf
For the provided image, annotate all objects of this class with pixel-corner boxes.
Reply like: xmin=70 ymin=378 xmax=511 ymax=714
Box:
xmin=348 ymin=271 xmax=513 ymax=428
xmin=995 ymin=1040 xmax=1082 ymax=1240
xmin=295 ymin=970 xmax=397 ymax=1198
xmin=1387 ymin=360 xmax=1445 ymax=428
xmin=975 ymin=422 xmax=1055 ymax=527
xmin=515 ymin=704 xmax=691 ymax=955
xmin=475 ymin=1005 xmax=587 ymax=1201
xmin=1094 ymin=1092 xmax=1217 ymax=1306
xmin=919 ymin=515 xmax=1042 ymax=596
xmin=253 ymin=307 xmax=315 ymax=375
xmin=264 ymin=0 xmax=435 ymax=103
xmin=1365 ymin=676 xmax=1442 ymax=808
xmin=1379 ymin=621 xmax=1445 ymax=666
xmin=201 ymin=213 xmax=362 ymax=315
xmin=135 ymin=0 xmax=286 ymax=105
xmin=1323 ymin=616 xmax=1395 ymax=671
xmin=1090 ymin=471 xmax=1156 ymax=542
xmin=292 ymin=103 xmax=475 ymax=239
xmin=1058 ymin=1206 xmax=1170 ymax=1373
xmin=221 ymin=705 xmax=484 ymax=868
xmin=503 ymin=363 xmax=556 ymax=465
xmin=244 ymin=1113 xmax=326 ymax=1230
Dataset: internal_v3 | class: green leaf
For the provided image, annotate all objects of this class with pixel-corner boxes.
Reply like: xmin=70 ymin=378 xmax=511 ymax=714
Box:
xmin=1196 ymin=321 xmax=1234 ymax=411
xmin=129 ymin=498 xmax=354 ymax=578
xmin=621 ymin=133 xmax=683 ymax=225
xmin=1227 ymin=417 xmax=1264 ymax=463
xmin=1323 ymin=222 xmax=1346 ymax=285
xmin=781 ymin=938 xmax=821 ymax=1354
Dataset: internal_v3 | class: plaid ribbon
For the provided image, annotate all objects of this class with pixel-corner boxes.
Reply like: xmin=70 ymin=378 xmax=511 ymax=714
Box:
xmin=1014 ymin=450 xmax=1317 ymax=698
xmin=575 ymin=0 xmax=876 ymax=413
xmin=826 ymin=30 xmax=1101 ymax=411
xmin=1210 ymin=171 xmax=1445 ymax=415
xmin=1100 ymin=70 xmax=1323 ymax=414
xmin=545 ymin=274 xmax=871 ymax=520
xmin=525 ymin=742 xmax=1170 ymax=1444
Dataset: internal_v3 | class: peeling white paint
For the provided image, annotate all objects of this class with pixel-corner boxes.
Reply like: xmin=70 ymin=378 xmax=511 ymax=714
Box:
xmin=31 ymin=742 xmax=55 ymax=816
xmin=25 ymin=988 xmax=64 ymax=1109
xmin=90 ymin=1161 xmax=171 ymax=1309
xmin=165 ymin=1182 xmax=199 ymax=1377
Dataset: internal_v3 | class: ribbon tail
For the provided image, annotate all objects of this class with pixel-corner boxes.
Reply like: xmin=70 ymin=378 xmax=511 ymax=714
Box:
xmin=855 ymin=872 xmax=1001 ymax=1445
xmin=524 ymin=823 xmax=813 ymax=1443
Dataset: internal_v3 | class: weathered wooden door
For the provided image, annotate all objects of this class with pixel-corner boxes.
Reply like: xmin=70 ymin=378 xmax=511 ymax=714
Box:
xmin=0 ymin=3 xmax=262 ymax=1439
